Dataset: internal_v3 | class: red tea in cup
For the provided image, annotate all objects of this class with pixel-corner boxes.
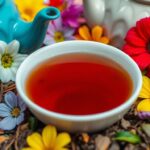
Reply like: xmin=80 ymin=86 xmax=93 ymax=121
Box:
xmin=25 ymin=53 xmax=133 ymax=115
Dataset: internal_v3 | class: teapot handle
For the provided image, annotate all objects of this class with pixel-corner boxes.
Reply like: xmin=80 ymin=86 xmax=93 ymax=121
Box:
xmin=83 ymin=0 xmax=105 ymax=26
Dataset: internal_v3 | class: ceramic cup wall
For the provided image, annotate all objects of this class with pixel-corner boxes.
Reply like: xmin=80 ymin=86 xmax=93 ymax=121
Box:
xmin=16 ymin=41 xmax=142 ymax=132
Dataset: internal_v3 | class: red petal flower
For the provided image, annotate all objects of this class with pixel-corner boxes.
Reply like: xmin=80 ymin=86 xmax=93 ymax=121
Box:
xmin=136 ymin=18 xmax=150 ymax=42
xmin=122 ymin=17 xmax=150 ymax=71
xmin=123 ymin=44 xmax=145 ymax=55
xmin=132 ymin=53 xmax=150 ymax=70
xmin=46 ymin=0 xmax=63 ymax=7
xmin=125 ymin=27 xmax=146 ymax=47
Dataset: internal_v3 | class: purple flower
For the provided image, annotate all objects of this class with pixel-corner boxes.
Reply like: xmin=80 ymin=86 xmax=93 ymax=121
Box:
xmin=0 ymin=91 xmax=26 ymax=130
xmin=44 ymin=17 xmax=75 ymax=45
xmin=138 ymin=111 xmax=150 ymax=120
xmin=62 ymin=0 xmax=84 ymax=28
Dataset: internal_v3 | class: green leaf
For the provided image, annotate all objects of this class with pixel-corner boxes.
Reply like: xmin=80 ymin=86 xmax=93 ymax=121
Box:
xmin=28 ymin=116 xmax=38 ymax=131
xmin=114 ymin=131 xmax=141 ymax=144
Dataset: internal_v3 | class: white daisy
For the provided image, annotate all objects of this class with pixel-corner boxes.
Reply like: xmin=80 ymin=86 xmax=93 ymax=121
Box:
xmin=0 ymin=40 xmax=27 ymax=83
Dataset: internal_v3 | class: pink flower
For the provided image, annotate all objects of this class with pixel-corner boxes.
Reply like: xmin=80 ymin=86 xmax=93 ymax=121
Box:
xmin=44 ymin=17 xmax=75 ymax=45
xmin=61 ymin=0 xmax=84 ymax=28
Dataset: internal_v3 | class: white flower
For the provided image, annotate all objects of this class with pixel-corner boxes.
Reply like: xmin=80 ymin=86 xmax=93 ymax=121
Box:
xmin=0 ymin=40 xmax=27 ymax=83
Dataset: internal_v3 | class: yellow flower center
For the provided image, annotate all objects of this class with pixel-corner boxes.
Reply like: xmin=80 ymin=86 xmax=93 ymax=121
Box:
xmin=11 ymin=107 xmax=20 ymax=117
xmin=54 ymin=32 xmax=65 ymax=42
xmin=1 ymin=53 xmax=13 ymax=68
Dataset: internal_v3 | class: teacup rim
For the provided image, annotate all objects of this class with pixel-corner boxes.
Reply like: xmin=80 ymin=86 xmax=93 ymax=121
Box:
xmin=16 ymin=41 xmax=142 ymax=122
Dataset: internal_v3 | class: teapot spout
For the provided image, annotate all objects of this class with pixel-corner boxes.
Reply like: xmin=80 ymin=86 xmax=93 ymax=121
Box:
xmin=14 ymin=7 xmax=60 ymax=54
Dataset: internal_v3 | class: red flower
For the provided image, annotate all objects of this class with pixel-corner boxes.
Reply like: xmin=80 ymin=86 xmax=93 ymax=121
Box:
xmin=122 ymin=17 xmax=150 ymax=70
xmin=45 ymin=0 xmax=63 ymax=7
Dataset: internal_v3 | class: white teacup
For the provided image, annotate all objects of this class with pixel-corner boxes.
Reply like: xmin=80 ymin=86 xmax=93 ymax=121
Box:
xmin=16 ymin=41 xmax=142 ymax=132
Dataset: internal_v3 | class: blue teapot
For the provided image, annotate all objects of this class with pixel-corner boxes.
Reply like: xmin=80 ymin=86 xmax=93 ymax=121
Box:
xmin=0 ymin=0 xmax=60 ymax=54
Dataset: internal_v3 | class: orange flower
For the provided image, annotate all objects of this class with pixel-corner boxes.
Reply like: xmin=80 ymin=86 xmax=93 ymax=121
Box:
xmin=76 ymin=25 xmax=110 ymax=44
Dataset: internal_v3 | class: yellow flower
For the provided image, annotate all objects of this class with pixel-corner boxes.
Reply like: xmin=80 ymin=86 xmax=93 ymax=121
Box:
xmin=137 ymin=99 xmax=150 ymax=112
xmin=14 ymin=0 xmax=47 ymax=21
xmin=137 ymin=76 xmax=150 ymax=112
xmin=22 ymin=125 xmax=71 ymax=150
xmin=76 ymin=25 xmax=110 ymax=44
xmin=138 ymin=76 xmax=150 ymax=99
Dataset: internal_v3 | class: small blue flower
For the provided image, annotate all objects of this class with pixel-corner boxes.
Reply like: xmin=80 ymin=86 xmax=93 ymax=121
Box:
xmin=0 ymin=91 xmax=26 ymax=130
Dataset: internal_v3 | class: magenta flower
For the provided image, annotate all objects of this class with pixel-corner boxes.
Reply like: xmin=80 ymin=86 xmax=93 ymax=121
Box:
xmin=44 ymin=17 xmax=75 ymax=45
xmin=61 ymin=0 xmax=84 ymax=28
xmin=0 ymin=91 xmax=26 ymax=130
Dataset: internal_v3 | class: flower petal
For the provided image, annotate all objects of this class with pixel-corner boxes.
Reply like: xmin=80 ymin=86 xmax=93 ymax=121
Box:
xmin=42 ymin=125 xmax=57 ymax=148
xmin=17 ymin=96 xmax=26 ymax=111
xmin=0 ymin=103 xmax=11 ymax=117
xmin=98 ymin=37 xmax=110 ymax=44
xmin=66 ymin=19 xmax=79 ymax=28
xmin=0 ymin=67 xmax=13 ymax=83
xmin=63 ymin=28 xmax=75 ymax=37
xmin=136 ymin=17 xmax=150 ymax=42
xmin=0 ymin=41 xmax=7 ymax=54
xmin=44 ymin=35 xmax=55 ymax=45
xmin=137 ymin=99 xmax=150 ymax=112
xmin=5 ymin=91 xmax=17 ymax=108
xmin=132 ymin=53 xmax=150 ymax=70
xmin=7 ymin=40 xmax=20 ymax=56
xmin=0 ymin=117 xmax=16 ymax=130
xmin=53 ymin=17 xmax=62 ymax=30
xmin=27 ymin=133 xmax=45 ymax=150
xmin=92 ymin=26 xmax=103 ymax=41
xmin=125 ymin=27 xmax=146 ymax=47
xmin=14 ymin=54 xmax=27 ymax=62
xmin=55 ymin=148 xmax=68 ymax=150
xmin=75 ymin=35 xmax=83 ymax=40
xmin=55 ymin=133 xmax=71 ymax=149
xmin=22 ymin=148 xmax=35 ymax=150
xmin=122 ymin=44 xmax=145 ymax=56
xmin=138 ymin=111 xmax=150 ymax=119
xmin=78 ymin=25 xmax=91 ymax=40
xmin=47 ymin=23 xmax=55 ymax=36
xmin=139 ymin=76 xmax=150 ymax=99
xmin=16 ymin=113 xmax=24 ymax=125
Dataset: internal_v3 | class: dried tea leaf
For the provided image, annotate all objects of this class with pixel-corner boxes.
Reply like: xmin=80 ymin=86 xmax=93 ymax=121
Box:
xmin=121 ymin=118 xmax=131 ymax=129
xmin=82 ymin=133 xmax=90 ymax=143
xmin=95 ymin=135 xmax=111 ymax=150
xmin=0 ymin=135 xmax=10 ymax=144
xmin=141 ymin=123 xmax=150 ymax=137
xmin=28 ymin=116 xmax=38 ymax=131
xmin=114 ymin=131 xmax=141 ymax=144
